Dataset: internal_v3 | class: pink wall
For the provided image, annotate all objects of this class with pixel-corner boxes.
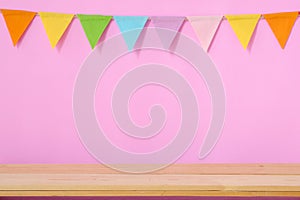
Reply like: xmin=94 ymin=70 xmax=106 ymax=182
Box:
xmin=1 ymin=0 xmax=300 ymax=164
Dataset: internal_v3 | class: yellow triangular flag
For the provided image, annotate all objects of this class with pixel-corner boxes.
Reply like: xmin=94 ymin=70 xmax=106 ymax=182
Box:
xmin=226 ymin=14 xmax=261 ymax=49
xmin=39 ymin=12 xmax=74 ymax=48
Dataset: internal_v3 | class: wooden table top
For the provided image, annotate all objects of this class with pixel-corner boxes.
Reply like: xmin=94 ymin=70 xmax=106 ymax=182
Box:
xmin=1 ymin=164 xmax=300 ymax=196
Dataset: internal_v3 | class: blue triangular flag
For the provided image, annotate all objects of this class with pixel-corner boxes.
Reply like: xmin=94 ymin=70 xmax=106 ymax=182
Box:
xmin=114 ymin=16 xmax=148 ymax=50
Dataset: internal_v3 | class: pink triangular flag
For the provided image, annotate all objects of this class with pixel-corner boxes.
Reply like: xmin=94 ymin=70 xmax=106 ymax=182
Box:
xmin=187 ymin=16 xmax=223 ymax=51
xmin=151 ymin=16 xmax=185 ymax=49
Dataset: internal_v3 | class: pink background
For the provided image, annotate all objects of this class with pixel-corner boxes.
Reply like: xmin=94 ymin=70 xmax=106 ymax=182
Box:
xmin=1 ymin=0 xmax=300 ymax=164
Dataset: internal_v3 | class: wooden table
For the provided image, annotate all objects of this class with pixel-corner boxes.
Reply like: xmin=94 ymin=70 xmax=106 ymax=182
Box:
xmin=1 ymin=164 xmax=300 ymax=196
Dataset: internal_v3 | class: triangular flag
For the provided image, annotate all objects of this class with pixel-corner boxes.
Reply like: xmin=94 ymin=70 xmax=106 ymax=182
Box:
xmin=1 ymin=9 xmax=36 ymax=46
xmin=39 ymin=12 xmax=74 ymax=48
xmin=114 ymin=16 xmax=148 ymax=50
xmin=264 ymin=12 xmax=298 ymax=49
xmin=151 ymin=16 xmax=185 ymax=49
xmin=226 ymin=14 xmax=261 ymax=49
xmin=187 ymin=16 xmax=222 ymax=51
xmin=77 ymin=14 xmax=112 ymax=49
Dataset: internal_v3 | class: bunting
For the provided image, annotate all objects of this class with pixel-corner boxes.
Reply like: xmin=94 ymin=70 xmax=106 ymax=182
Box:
xmin=1 ymin=9 xmax=36 ymax=46
xmin=151 ymin=16 xmax=185 ymax=49
xmin=39 ymin=12 xmax=74 ymax=48
xmin=187 ymin=16 xmax=222 ymax=52
xmin=226 ymin=14 xmax=261 ymax=49
xmin=77 ymin=14 xmax=112 ymax=49
xmin=114 ymin=16 xmax=148 ymax=50
xmin=0 ymin=9 xmax=300 ymax=50
xmin=264 ymin=12 xmax=298 ymax=49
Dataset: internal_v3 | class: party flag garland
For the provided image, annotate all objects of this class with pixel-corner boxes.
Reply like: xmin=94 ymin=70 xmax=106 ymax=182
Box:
xmin=0 ymin=9 xmax=299 ymax=50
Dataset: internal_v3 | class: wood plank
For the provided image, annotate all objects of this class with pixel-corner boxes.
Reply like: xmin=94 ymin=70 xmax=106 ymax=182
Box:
xmin=1 ymin=174 xmax=300 ymax=195
xmin=1 ymin=174 xmax=300 ymax=190
xmin=1 ymin=163 xmax=300 ymax=175
xmin=1 ymin=164 xmax=300 ymax=196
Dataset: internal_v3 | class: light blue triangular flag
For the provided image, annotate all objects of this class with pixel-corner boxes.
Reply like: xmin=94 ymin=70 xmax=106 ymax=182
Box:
xmin=114 ymin=16 xmax=148 ymax=50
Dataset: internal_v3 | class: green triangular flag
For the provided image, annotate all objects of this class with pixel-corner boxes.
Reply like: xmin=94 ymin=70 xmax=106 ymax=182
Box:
xmin=77 ymin=14 xmax=112 ymax=49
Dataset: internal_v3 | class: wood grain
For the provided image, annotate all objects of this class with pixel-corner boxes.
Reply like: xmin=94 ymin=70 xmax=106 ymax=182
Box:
xmin=1 ymin=164 xmax=300 ymax=196
xmin=1 ymin=163 xmax=300 ymax=174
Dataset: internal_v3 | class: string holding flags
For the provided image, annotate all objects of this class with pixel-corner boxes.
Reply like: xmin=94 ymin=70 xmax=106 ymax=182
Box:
xmin=0 ymin=9 xmax=300 ymax=50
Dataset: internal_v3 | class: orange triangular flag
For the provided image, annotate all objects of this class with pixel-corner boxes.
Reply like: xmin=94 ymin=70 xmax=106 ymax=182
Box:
xmin=1 ymin=9 xmax=36 ymax=46
xmin=264 ymin=12 xmax=298 ymax=49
